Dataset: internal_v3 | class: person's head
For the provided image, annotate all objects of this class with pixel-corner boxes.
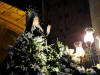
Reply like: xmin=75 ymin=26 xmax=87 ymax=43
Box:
xmin=26 ymin=10 xmax=38 ymax=31
xmin=26 ymin=10 xmax=38 ymax=23
xmin=33 ymin=16 xmax=39 ymax=25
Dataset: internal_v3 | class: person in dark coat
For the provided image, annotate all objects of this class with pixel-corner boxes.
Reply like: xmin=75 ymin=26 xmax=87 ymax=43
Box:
xmin=26 ymin=10 xmax=44 ymax=36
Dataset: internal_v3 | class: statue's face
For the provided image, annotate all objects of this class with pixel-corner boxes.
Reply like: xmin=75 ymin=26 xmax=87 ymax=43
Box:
xmin=33 ymin=16 xmax=39 ymax=25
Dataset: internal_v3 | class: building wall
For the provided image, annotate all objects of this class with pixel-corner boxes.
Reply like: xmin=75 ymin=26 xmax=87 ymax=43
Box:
xmin=0 ymin=1 xmax=26 ymax=64
xmin=45 ymin=0 xmax=91 ymax=48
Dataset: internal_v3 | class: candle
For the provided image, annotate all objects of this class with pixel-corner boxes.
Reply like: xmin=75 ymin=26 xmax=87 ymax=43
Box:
xmin=74 ymin=41 xmax=85 ymax=57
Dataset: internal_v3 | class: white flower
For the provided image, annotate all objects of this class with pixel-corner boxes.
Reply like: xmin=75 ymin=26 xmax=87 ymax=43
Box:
xmin=68 ymin=49 xmax=74 ymax=55
xmin=59 ymin=52 xmax=63 ymax=57
xmin=38 ymin=53 xmax=46 ymax=61
xmin=72 ymin=56 xmax=80 ymax=63
xmin=77 ymin=66 xmax=85 ymax=73
xmin=96 ymin=64 xmax=100 ymax=69
xmin=53 ymin=67 xmax=59 ymax=72
xmin=36 ymin=46 xmax=44 ymax=51
xmin=25 ymin=32 xmax=33 ymax=38
xmin=60 ymin=47 xmax=64 ymax=51
xmin=41 ymin=66 xmax=47 ymax=72
xmin=75 ymin=47 xmax=85 ymax=57
xmin=70 ymin=49 xmax=74 ymax=54
xmin=86 ymin=68 xmax=96 ymax=75
xmin=30 ymin=64 xmax=39 ymax=70
xmin=64 ymin=47 xmax=68 ymax=55
xmin=34 ymin=36 xmax=43 ymax=43
xmin=64 ymin=68 xmax=70 ymax=73
xmin=27 ymin=32 xmax=33 ymax=38
xmin=41 ymin=54 xmax=46 ymax=60
xmin=64 ymin=48 xmax=74 ymax=55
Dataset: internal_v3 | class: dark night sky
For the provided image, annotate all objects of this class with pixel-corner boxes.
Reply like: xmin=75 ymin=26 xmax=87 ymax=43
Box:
xmin=2 ymin=0 xmax=42 ymax=11
xmin=2 ymin=0 xmax=89 ymax=12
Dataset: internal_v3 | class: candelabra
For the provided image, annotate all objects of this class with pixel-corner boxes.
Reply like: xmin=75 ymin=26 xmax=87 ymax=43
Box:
xmin=84 ymin=27 xmax=96 ymax=66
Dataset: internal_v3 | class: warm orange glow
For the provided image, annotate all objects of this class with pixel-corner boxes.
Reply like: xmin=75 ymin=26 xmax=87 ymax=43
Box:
xmin=0 ymin=1 xmax=26 ymax=64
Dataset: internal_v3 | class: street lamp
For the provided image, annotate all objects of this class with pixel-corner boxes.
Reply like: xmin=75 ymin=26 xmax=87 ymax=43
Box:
xmin=84 ymin=27 xmax=96 ymax=66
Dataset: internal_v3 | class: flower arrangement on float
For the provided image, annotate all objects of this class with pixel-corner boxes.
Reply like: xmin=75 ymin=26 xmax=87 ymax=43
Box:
xmin=0 ymin=12 xmax=100 ymax=75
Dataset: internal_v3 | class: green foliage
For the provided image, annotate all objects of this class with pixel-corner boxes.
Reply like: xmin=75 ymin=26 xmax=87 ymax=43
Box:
xmin=0 ymin=22 xmax=100 ymax=75
xmin=0 ymin=26 xmax=66 ymax=75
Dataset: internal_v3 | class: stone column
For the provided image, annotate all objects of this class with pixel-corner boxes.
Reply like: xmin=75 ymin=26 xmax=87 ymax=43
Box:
xmin=89 ymin=0 xmax=100 ymax=35
xmin=89 ymin=0 xmax=100 ymax=63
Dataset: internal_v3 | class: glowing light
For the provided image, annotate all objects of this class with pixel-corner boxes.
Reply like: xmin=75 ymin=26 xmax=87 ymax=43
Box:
xmin=74 ymin=41 xmax=85 ymax=57
xmin=84 ymin=27 xmax=95 ymax=44
xmin=96 ymin=64 xmax=100 ymax=69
